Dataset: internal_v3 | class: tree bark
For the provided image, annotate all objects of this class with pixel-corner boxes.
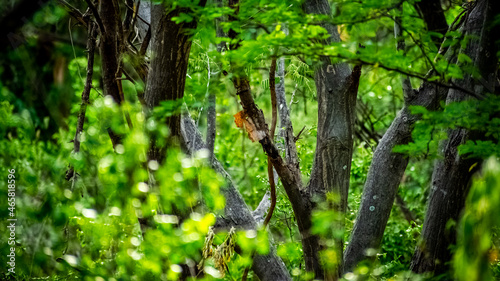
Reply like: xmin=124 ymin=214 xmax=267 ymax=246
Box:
xmin=411 ymin=0 xmax=500 ymax=275
xmin=98 ymin=0 xmax=123 ymax=104
xmin=343 ymin=21 xmax=454 ymax=276
xmin=144 ymin=3 xmax=203 ymax=161
xmin=303 ymin=0 xmax=361 ymax=278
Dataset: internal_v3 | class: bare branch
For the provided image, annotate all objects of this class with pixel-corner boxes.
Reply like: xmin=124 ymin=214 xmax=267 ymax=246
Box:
xmin=65 ymin=22 xmax=98 ymax=181
xmin=139 ymin=27 xmax=151 ymax=56
xmin=83 ymin=0 xmax=105 ymax=34
xmin=56 ymin=0 xmax=88 ymax=27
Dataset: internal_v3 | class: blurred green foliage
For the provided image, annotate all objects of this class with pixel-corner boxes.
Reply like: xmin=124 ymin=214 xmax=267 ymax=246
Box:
xmin=1 ymin=0 xmax=500 ymax=280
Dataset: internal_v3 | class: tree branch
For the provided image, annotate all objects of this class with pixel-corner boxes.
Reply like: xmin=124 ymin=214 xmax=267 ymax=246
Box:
xmin=84 ymin=0 xmax=105 ymax=34
xmin=252 ymin=191 xmax=271 ymax=224
xmin=56 ymin=0 xmax=88 ymax=27
xmin=66 ymin=22 xmax=98 ymax=181
xmin=276 ymin=28 xmax=301 ymax=167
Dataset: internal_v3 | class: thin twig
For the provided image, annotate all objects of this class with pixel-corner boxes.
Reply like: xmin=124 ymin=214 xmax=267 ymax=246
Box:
xmin=65 ymin=22 xmax=98 ymax=182
xmin=56 ymin=0 xmax=88 ymax=27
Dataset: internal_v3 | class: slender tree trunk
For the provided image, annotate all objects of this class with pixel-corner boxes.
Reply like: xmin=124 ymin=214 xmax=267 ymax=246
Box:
xmin=206 ymin=0 xmax=225 ymax=162
xmin=276 ymin=26 xmax=300 ymax=167
xmin=66 ymin=23 xmax=98 ymax=181
xmin=411 ymin=0 xmax=500 ymax=275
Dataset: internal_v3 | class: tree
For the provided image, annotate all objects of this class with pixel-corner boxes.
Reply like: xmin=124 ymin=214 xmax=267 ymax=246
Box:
xmin=0 ymin=0 xmax=499 ymax=280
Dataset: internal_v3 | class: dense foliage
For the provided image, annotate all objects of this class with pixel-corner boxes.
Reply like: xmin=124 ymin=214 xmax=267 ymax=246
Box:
xmin=1 ymin=0 xmax=499 ymax=280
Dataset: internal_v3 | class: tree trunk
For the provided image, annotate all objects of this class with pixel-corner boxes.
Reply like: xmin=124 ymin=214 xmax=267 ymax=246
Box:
xmin=343 ymin=3 xmax=451 ymax=272
xmin=98 ymin=0 xmax=123 ymax=105
xmin=139 ymin=3 xmax=291 ymax=279
xmin=415 ymin=0 xmax=448 ymax=47
xmin=411 ymin=0 xmax=500 ymax=275
xmin=303 ymin=0 xmax=361 ymax=278
xmin=144 ymin=3 xmax=202 ymax=161
xmin=343 ymin=83 xmax=446 ymax=272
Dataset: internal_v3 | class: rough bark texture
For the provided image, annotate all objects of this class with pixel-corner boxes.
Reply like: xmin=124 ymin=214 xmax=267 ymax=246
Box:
xmin=342 ymin=4 xmax=453 ymax=272
xmin=303 ymin=0 xmax=361 ymax=278
xmin=343 ymin=54 xmax=451 ymax=274
xmin=411 ymin=0 xmax=500 ymax=275
xmin=180 ymin=114 xmax=292 ymax=281
xmin=144 ymin=3 xmax=201 ymax=161
xmin=98 ymin=0 xmax=123 ymax=104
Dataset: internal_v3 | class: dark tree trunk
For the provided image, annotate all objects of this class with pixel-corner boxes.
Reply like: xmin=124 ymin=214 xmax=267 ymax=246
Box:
xmin=98 ymin=0 xmax=123 ymax=104
xmin=415 ymin=0 xmax=448 ymax=47
xmin=411 ymin=0 xmax=500 ymax=275
xmin=144 ymin=3 xmax=202 ymax=161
